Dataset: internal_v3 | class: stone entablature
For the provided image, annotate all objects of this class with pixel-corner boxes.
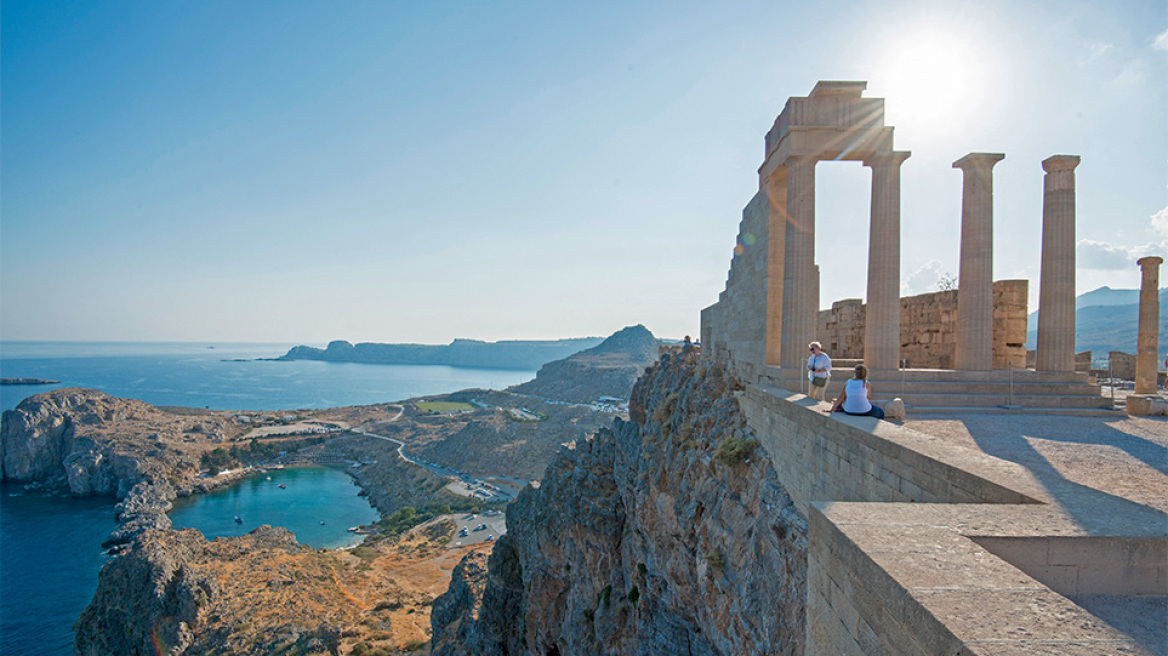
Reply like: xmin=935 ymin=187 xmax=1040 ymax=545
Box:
xmin=815 ymin=280 xmax=1029 ymax=370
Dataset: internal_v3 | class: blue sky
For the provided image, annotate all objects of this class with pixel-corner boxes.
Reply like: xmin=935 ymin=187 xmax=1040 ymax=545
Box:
xmin=2 ymin=0 xmax=1165 ymax=343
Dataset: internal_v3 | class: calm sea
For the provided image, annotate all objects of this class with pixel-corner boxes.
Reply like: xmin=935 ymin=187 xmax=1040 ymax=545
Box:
xmin=0 ymin=341 xmax=537 ymax=655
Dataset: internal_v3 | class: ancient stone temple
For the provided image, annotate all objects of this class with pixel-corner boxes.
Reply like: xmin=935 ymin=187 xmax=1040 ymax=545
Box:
xmin=701 ymin=81 xmax=1105 ymax=411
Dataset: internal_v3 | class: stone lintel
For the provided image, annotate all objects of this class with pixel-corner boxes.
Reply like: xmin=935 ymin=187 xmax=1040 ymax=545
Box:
xmin=1041 ymin=154 xmax=1080 ymax=173
xmin=953 ymin=152 xmax=1005 ymax=170
xmin=759 ymin=126 xmax=894 ymax=180
xmin=809 ymin=80 xmax=868 ymax=98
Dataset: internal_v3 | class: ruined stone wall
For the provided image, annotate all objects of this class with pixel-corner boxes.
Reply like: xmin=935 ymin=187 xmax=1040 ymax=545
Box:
xmin=1108 ymin=350 xmax=1138 ymax=380
xmin=814 ymin=280 xmax=1029 ymax=369
xmin=702 ymin=191 xmax=773 ymax=381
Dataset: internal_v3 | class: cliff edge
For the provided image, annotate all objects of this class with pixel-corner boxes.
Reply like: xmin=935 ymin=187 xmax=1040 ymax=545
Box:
xmin=431 ymin=353 xmax=808 ymax=655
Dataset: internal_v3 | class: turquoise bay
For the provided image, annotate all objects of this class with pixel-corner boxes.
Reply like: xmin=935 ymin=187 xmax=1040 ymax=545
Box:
xmin=168 ymin=465 xmax=380 ymax=549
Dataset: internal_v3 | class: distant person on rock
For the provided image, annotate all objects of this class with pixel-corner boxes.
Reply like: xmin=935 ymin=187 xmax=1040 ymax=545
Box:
xmin=830 ymin=364 xmax=885 ymax=419
xmin=807 ymin=342 xmax=831 ymax=400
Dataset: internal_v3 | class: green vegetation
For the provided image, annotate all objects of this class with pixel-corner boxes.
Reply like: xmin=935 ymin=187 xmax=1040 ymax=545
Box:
xmin=627 ymin=585 xmax=640 ymax=605
xmin=714 ymin=434 xmax=758 ymax=467
xmin=415 ymin=400 xmax=474 ymax=414
xmin=200 ymin=447 xmax=238 ymax=475
xmin=599 ymin=585 xmax=612 ymax=608
xmin=652 ymin=392 xmax=679 ymax=424
xmin=374 ymin=500 xmax=499 ymax=542
xmin=705 ymin=549 xmax=725 ymax=569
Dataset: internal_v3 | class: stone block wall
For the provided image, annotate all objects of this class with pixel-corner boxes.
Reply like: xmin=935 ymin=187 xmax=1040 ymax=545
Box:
xmin=702 ymin=191 xmax=773 ymax=381
xmin=1109 ymin=350 xmax=1137 ymax=380
xmin=815 ymin=280 xmax=1029 ymax=370
xmin=738 ymin=386 xmax=1036 ymax=519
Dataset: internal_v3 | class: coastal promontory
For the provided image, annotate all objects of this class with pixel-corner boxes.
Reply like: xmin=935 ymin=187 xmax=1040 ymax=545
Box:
xmin=279 ymin=336 xmax=605 ymax=370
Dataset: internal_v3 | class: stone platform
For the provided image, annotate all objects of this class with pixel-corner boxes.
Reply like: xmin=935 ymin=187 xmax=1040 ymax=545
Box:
xmin=740 ymin=385 xmax=1167 ymax=655
xmin=759 ymin=365 xmax=1113 ymax=413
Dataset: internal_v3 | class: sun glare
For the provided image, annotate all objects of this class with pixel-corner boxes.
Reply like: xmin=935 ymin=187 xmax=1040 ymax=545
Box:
xmin=873 ymin=27 xmax=991 ymax=140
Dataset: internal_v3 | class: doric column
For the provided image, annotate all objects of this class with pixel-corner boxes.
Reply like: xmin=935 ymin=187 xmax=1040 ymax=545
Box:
xmin=1135 ymin=256 xmax=1163 ymax=395
xmin=764 ymin=169 xmax=787 ymax=367
xmin=1036 ymin=155 xmax=1081 ymax=372
xmin=780 ymin=156 xmax=817 ymax=369
xmin=863 ymin=151 xmax=911 ymax=370
xmin=953 ymin=153 xmax=1005 ymax=371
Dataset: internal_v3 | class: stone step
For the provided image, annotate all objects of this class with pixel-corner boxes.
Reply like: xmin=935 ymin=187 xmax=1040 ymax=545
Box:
xmin=803 ymin=379 xmax=1104 ymax=396
xmin=865 ymin=392 xmax=1112 ymax=409
xmin=902 ymin=406 xmax=1124 ymax=417
xmin=770 ymin=367 xmax=1092 ymax=385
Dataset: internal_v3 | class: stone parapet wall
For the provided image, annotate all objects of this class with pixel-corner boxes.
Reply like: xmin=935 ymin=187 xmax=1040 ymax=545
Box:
xmin=738 ymin=386 xmax=1038 ymax=519
xmin=814 ymin=279 xmax=1029 ymax=370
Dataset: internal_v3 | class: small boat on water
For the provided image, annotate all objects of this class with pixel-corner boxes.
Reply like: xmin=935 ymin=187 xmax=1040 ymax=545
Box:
xmin=265 ymin=475 xmax=272 ymax=481
xmin=278 ymin=483 xmax=286 ymax=489
xmin=234 ymin=516 xmax=243 ymax=524
xmin=320 ymin=520 xmax=326 ymax=525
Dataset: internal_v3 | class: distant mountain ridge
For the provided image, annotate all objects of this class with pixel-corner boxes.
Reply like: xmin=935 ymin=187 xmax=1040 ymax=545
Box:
xmin=279 ymin=336 xmax=605 ymax=370
xmin=1026 ymin=286 xmax=1168 ymax=356
xmin=510 ymin=324 xmax=660 ymax=403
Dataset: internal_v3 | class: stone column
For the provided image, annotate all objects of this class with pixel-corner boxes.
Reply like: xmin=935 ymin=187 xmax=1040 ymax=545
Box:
xmin=1135 ymin=256 xmax=1163 ymax=395
xmin=764 ymin=169 xmax=787 ymax=367
xmin=953 ymin=153 xmax=1005 ymax=371
xmin=863 ymin=151 xmax=911 ymax=370
xmin=780 ymin=155 xmax=817 ymax=369
xmin=1036 ymin=155 xmax=1081 ymax=372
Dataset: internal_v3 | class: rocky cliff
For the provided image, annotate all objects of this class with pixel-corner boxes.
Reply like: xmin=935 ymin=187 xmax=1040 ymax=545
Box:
xmin=510 ymin=325 xmax=660 ymax=404
xmin=76 ymin=526 xmax=356 ymax=655
xmin=431 ymin=353 xmax=808 ymax=655
xmin=1 ymin=388 xmax=238 ymax=497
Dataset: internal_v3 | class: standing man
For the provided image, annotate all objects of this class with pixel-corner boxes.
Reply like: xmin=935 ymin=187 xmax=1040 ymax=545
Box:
xmin=807 ymin=342 xmax=832 ymax=401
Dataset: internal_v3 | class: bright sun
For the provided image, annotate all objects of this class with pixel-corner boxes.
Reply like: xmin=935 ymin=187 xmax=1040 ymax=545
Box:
xmin=873 ymin=26 xmax=992 ymax=140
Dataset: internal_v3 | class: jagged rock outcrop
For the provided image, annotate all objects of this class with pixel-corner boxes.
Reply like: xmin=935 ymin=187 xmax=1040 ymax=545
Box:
xmin=432 ymin=354 xmax=808 ymax=655
xmin=510 ymin=325 xmax=660 ymax=403
xmin=76 ymin=526 xmax=349 ymax=656
xmin=0 ymin=388 xmax=236 ymax=496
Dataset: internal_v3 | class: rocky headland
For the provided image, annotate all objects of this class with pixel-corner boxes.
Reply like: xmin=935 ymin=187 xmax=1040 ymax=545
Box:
xmin=431 ymin=353 xmax=808 ymax=655
xmin=279 ymin=336 xmax=604 ymax=370
xmin=1 ymin=387 xmax=243 ymax=497
xmin=509 ymin=324 xmax=660 ymax=404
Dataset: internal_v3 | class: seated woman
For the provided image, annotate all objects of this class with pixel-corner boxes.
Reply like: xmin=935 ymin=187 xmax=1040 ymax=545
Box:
xmin=830 ymin=364 xmax=885 ymax=419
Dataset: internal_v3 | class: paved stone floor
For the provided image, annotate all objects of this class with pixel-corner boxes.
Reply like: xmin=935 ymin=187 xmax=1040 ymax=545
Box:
xmin=904 ymin=411 xmax=1168 ymax=654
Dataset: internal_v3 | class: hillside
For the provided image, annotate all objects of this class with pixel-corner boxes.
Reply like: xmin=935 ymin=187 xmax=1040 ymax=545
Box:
xmin=1026 ymin=287 xmax=1168 ymax=356
xmin=509 ymin=324 xmax=660 ymax=403
xmin=279 ymin=336 xmax=604 ymax=370
xmin=431 ymin=352 xmax=807 ymax=655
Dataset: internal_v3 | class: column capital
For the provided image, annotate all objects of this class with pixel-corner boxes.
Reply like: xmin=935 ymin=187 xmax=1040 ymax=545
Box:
xmin=953 ymin=152 xmax=1005 ymax=171
xmin=864 ymin=150 xmax=911 ymax=168
xmin=1042 ymin=154 xmax=1080 ymax=173
xmin=1137 ymin=255 xmax=1164 ymax=269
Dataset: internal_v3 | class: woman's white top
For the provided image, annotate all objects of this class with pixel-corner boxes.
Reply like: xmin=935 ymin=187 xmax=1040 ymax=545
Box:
xmin=807 ymin=353 xmax=832 ymax=381
xmin=842 ymin=379 xmax=872 ymax=414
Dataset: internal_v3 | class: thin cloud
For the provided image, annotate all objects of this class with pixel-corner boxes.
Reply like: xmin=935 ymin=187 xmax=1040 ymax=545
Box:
xmin=1079 ymin=238 xmax=1168 ymax=270
xmin=1154 ymin=28 xmax=1168 ymax=51
xmin=901 ymin=259 xmax=950 ymax=296
xmin=1151 ymin=205 xmax=1168 ymax=238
